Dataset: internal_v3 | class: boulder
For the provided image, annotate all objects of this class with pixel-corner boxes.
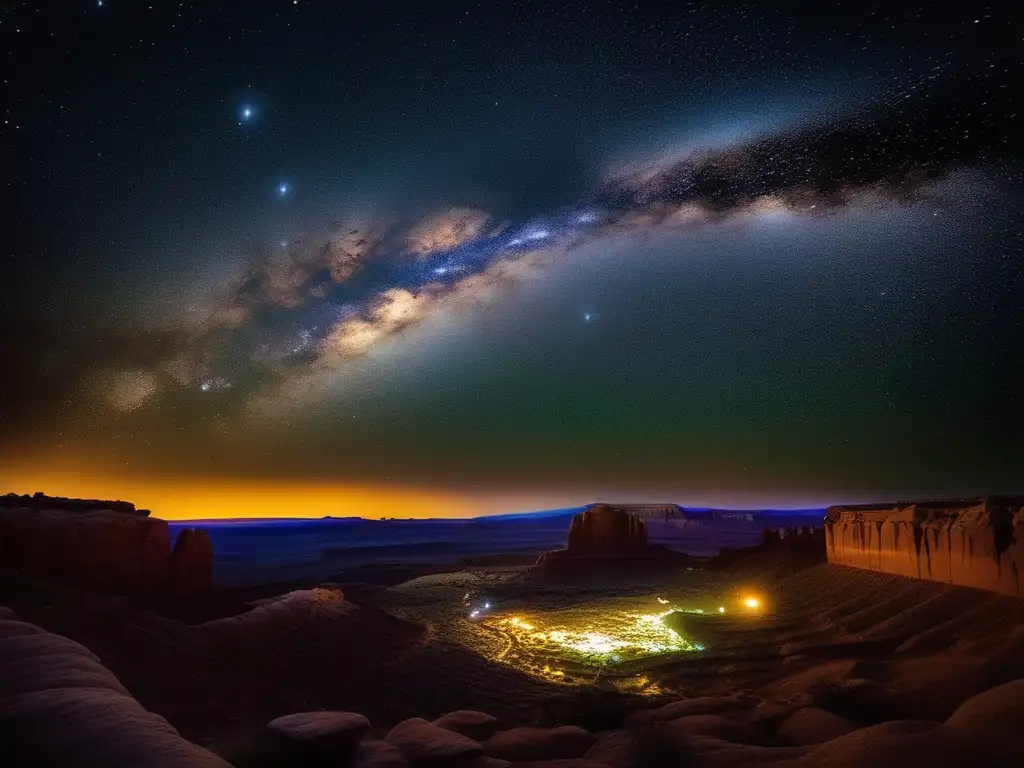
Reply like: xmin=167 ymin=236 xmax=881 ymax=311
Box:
xmin=627 ymin=696 xmax=749 ymax=724
xmin=808 ymin=678 xmax=906 ymax=724
xmin=583 ymin=730 xmax=639 ymax=768
xmin=470 ymin=758 xmax=511 ymax=768
xmin=944 ymin=679 xmax=1024 ymax=761
xmin=502 ymin=761 xmax=609 ymax=768
xmin=169 ymin=528 xmax=214 ymax=595
xmin=484 ymin=726 xmax=595 ymax=762
xmin=686 ymin=738 xmax=812 ymax=767
xmin=351 ymin=740 xmax=409 ymax=768
xmin=663 ymin=714 xmax=759 ymax=744
xmin=433 ymin=710 xmax=500 ymax=741
xmin=777 ymin=706 xmax=855 ymax=745
xmin=266 ymin=710 xmax=370 ymax=758
xmin=386 ymin=717 xmax=483 ymax=767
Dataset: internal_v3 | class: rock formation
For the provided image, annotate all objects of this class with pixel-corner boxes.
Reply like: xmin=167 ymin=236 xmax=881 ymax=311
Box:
xmin=824 ymin=497 xmax=1024 ymax=597
xmin=169 ymin=528 xmax=215 ymax=595
xmin=0 ymin=608 xmax=231 ymax=767
xmin=0 ymin=494 xmax=213 ymax=596
xmin=1 ymin=491 xmax=147 ymax=516
xmin=537 ymin=503 xmax=689 ymax=567
xmin=566 ymin=504 xmax=649 ymax=553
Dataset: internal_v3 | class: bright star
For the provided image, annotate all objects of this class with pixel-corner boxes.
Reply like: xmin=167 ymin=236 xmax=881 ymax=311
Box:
xmin=278 ymin=183 xmax=290 ymax=196
xmin=584 ymin=312 xmax=592 ymax=322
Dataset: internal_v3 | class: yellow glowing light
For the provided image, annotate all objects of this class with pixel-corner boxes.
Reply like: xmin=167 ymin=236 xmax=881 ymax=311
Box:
xmin=718 ymin=606 xmax=726 ymax=613
xmin=744 ymin=597 xmax=761 ymax=609
xmin=656 ymin=597 xmax=670 ymax=604
xmin=489 ymin=608 xmax=702 ymax=664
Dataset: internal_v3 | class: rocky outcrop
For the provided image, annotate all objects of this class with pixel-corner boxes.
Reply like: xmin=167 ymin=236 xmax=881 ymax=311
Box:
xmin=432 ymin=710 xmax=500 ymax=741
xmin=825 ymin=498 xmax=1024 ymax=597
xmin=1 ymin=491 xmax=147 ymax=516
xmin=386 ymin=717 xmax=483 ymax=767
xmin=483 ymin=725 xmax=595 ymax=762
xmin=0 ymin=608 xmax=231 ymax=767
xmin=265 ymin=710 xmax=370 ymax=760
xmin=0 ymin=498 xmax=213 ymax=596
xmin=537 ymin=504 xmax=690 ymax=567
xmin=169 ymin=528 xmax=214 ymax=595
xmin=566 ymin=505 xmax=648 ymax=553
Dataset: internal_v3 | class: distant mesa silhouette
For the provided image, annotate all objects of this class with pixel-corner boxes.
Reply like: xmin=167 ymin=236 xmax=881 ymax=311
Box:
xmin=537 ymin=503 xmax=691 ymax=567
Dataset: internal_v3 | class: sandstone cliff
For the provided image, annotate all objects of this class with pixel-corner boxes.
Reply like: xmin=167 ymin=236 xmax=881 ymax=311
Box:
xmin=0 ymin=496 xmax=213 ymax=596
xmin=825 ymin=497 xmax=1024 ymax=597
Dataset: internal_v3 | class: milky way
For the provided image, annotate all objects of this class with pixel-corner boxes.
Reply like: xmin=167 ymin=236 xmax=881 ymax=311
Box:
xmin=2 ymin=1 xmax=1021 ymax=507
xmin=140 ymin=56 xmax=1020 ymax=423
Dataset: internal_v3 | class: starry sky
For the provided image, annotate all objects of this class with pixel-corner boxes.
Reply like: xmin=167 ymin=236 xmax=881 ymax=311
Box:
xmin=2 ymin=1 xmax=1022 ymax=518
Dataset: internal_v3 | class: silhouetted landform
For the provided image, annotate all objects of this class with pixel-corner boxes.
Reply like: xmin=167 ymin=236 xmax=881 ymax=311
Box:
xmin=1 ymin=490 xmax=150 ymax=516
xmin=0 ymin=493 xmax=212 ymax=596
xmin=0 ymin=606 xmax=231 ymax=766
xmin=826 ymin=497 xmax=1024 ymax=597
xmin=537 ymin=503 xmax=691 ymax=567
xmin=710 ymin=526 xmax=827 ymax=573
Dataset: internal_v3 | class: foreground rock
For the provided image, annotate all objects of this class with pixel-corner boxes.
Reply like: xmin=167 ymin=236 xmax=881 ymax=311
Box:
xmin=944 ymin=679 xmax=1024 ymax=761
xmin=266 ymin=710 xmax=370 ymax=759
xmin=484 ymin=725 xmax=595 ymax=762
xmin=432 ymin=710 xmax=500 ymax=741
xmin=777 ymin=706 xmax=855 ymax=745
xmin=0 ymin=609 xmax=230 ymax=767
xmin=627 ymin=695 xmax=751 ymax=724
xmin=386 ymin=717 xmax=483 ymax=767
xmin=351 ymin=740 xmax=409 ymax=768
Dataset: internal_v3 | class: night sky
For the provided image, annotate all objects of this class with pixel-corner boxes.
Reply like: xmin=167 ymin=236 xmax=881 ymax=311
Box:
xmin=2 ymin=2 xmax=1022 ymax=517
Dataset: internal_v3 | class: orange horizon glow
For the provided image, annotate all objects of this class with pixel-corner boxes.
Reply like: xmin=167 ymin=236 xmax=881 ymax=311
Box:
xmin=1 ymin=460 xmax=848 ymax=521
xmin=0 ymin=472 xmax=498 ymax=520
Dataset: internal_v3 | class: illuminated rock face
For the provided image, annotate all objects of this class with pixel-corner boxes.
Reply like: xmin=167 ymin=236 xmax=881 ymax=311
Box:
xmin=825 ymin=498 xmax=1024 ymax=597
xmin=0 ymin=502 xmax=213 ymax=596
xmin=566 ymin=504 xmax=649 ymax=553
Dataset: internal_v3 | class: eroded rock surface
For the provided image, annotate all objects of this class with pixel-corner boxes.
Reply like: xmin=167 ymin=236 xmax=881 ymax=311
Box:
xmin=386 ymin=716 xmax=483 ymax=767
xmin=484 ymin=725 xmax=595 ymax=762
xmin=825 ymin=498 xmax=1024 ymax=597
xmin=432 ymin=709 xmax=500 ymax=741
xmin=0 ymin=609 xmax=231 ymax=767
xmin=266 ymin=710 xmax=370 ymax=758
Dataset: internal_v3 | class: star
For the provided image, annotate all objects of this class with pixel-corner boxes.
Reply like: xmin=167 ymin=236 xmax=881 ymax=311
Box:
xmin=583 ymin=312 xmax=593 ymax=322
xmin=277 ymin=182 xmax=290 ymax=196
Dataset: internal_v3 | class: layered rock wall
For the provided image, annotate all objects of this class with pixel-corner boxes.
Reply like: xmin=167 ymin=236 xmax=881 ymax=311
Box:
xmin=0 ymin=499 xmax=213 ymax=595
xmin=825 ymin=498 xmax=1024 ymax=597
